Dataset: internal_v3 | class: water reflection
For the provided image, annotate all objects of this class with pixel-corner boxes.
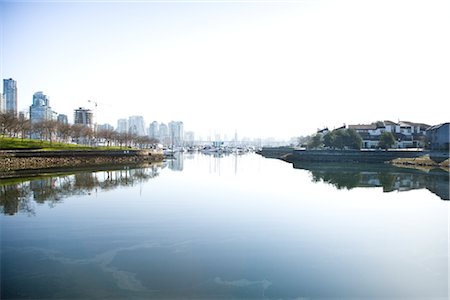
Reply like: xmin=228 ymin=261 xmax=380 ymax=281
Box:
xmin=0 ymin=164 xmax=162 ymax=216
xmin=292 ymin=162 xmax=449 ymax=200
xmin=1 ymin=154 xmax=448 ymax=299
xmin=167 ymin=153 xmax=184 ymax=171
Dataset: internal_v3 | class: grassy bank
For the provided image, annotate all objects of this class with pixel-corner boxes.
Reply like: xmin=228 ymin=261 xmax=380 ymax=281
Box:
xmin=0 ymin=137 xmax=125 ymax=151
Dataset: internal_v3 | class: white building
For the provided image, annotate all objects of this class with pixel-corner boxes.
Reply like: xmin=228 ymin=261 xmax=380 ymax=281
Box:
xmin=348 ymin=120 xmax=430 ymax=149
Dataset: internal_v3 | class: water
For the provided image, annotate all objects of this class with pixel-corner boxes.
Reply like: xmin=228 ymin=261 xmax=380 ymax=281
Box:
xmin=1 ymin=153 xmax=449 ymax=299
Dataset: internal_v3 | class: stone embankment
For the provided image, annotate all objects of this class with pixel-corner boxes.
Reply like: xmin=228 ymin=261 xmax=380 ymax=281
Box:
xmin=0 ymin=150 xmax=165 ymax=172
xmin=257 ymin=147 xmax=449 ymax=168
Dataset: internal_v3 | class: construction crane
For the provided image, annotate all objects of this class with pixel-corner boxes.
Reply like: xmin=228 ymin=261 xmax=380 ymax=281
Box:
xmin=87 ymin=99 xmax=98 ymax=108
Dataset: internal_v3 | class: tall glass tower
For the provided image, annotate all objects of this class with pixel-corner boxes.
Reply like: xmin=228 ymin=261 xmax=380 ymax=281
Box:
xmin=3 ymin=78 xmax=18 ymax=115
xmin=30 ymin=91 xmax=53 ymax=123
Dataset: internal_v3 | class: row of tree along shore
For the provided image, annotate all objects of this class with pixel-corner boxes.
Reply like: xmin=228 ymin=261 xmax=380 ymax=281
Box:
xmin=257 ymin=147 xmax=449 ymax=168
xmin=0 ymin=112 xmax=159 ymax=148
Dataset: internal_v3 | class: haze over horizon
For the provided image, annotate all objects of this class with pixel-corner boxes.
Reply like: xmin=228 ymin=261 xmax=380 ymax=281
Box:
xmin=2 ymin=0 xmax=449 ymax=140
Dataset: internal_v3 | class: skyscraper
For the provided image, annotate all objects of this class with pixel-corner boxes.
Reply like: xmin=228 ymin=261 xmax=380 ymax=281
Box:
xmin=169 ymin=121 xmax=184 ymax=146
xmin=30 ymin=92 xmax=53 ymax=123
xmin=148 ymin=121 xmax=159 ymax=140
xmin=128 ymin=116 xmax=146 ymax=136
xmin=74 ymin=107 xmax=93 ymax=127
xmin=159 ymin=123 xmax=169 ymax=145
xmin=117 ymin=119 xmax=128 ymax=133
xmin=3 ymin=78 xmax=18 ymax=115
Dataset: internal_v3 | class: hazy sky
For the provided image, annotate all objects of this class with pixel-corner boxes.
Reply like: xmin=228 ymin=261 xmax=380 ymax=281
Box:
xmin=1 ymin=0 xmax=449 ymax=140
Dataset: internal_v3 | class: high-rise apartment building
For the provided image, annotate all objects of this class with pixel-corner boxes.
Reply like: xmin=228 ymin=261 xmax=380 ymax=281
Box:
xmin=128 ymin=116 xmax=146 ymax=136
xmin=159 ymin=123 xmax=169 ymax=145
xmin=3 ymin=78 xmax=18 ymax=115
xmin=169 ymin=121 xmax=184 ymax=146
xmin=117 ymin=119 xmax=128 ymax=133
xmin=148 ymin=121 xmax=159 ymax=140
xmin=74 ymin=107 xmax=93 ymax=127
xmin=57 ymin=114 xmax=68 ymax=124
xmin=97 ymin=123 xmax=114 ymax=131
xmin=30 ymin=92 xmax=53 ymax=123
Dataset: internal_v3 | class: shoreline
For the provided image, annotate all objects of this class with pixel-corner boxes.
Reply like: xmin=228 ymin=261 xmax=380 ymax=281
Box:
xmin=257 ymin=147 xmax=449 ymax=168
xmin=0 ymin=149 xmax=165 ymax=174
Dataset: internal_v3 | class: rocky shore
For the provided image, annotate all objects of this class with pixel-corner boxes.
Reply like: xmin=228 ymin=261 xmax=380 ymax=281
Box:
xmin=391 ymin=155 xmax=449 ymax=168
xmin=0 ymin=150 xmax=165 ymax=173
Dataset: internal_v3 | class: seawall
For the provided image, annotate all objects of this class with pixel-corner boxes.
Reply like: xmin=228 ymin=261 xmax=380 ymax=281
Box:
xmin=258 ymin=147 xmax=449 ymax=166
xmin=0 ymin=150 xmax=165 ymax=172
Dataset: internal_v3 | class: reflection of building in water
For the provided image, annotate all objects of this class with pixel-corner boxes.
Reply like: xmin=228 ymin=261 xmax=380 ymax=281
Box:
xmin=358 ymin=172 xmax=426 ymax=193
xmin=294 ymin=162 xmax=449 ymax=200
xmin=168 ymin=153 xmax=184 ymax=171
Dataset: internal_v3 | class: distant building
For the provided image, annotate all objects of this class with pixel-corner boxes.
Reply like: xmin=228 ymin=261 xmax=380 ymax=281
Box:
xmin=426 ymin=123 xmax=449 ymax=150
xmin=117 ymin=119 xmax=128 ymax=133
xmin=348 ymin=120 xmax=430 ymax=149
xmin=57 ymin=114 xmax=68 ymax=124
xmin=169 ymin=121 xmax=184 ymax=146
xmin=30 ymin=92 xmax=53 ymax=124
xmin=184 ymin=131 xmax=195 ymax=146
xmin=74 ymin=107 xmax=93 ymax=127
xmin=0 ymin=93 xmax=4 ymax=113
xmin=3 ymin=78 xmax=18 ymax=115
xmin=159 ymin=123 xmax=169 ymax=145
xmin=128 ymin=116 xmax=146 ymax=136
xmin=148 ymin=121 xmax=159 ymax=140
xmin=97 ymin=123 xmax=114 ymax=131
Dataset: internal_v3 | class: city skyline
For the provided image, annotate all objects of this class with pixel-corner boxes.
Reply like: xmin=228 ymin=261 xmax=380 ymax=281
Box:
xmin=2 ymin=0 xmax=449 ymax=140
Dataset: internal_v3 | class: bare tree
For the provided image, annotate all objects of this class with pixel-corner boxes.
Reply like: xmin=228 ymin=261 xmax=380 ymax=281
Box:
xmin=56 ymin=123 xmax=72 ymax=143
xmin=17 ymin=117 xmax=31 ymax=139
xmin=41 ymin=120 xmax=58 ymax=143
xmin=0 ymin=112 xmax=19 ymax=137
xmin=97 ymin=128 xmax=115 ymax=147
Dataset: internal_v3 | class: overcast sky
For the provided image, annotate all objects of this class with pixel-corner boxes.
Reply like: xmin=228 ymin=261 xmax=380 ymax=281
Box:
xmin=1 ymin=0 xmax=449 ymax=140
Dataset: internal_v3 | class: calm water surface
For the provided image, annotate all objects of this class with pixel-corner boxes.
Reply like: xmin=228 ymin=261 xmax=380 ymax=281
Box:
xmin=1 ymin=153 xmax=449 ymax=299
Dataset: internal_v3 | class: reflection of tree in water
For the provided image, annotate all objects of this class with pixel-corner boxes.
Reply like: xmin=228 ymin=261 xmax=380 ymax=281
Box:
xmin=311 ymin=171 xmax=361 ymax=190
xmin=1 ymin=183 xmax=34 ymax=216
xmin=0 ymin=165 xmax=161 ymax=216
xmin=294 ymin=162 xmax=449 ymax=200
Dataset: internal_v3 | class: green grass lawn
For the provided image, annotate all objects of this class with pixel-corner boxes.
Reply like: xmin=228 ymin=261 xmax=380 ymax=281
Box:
xmin=0 ymin=137 xmax=126 ymax=151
